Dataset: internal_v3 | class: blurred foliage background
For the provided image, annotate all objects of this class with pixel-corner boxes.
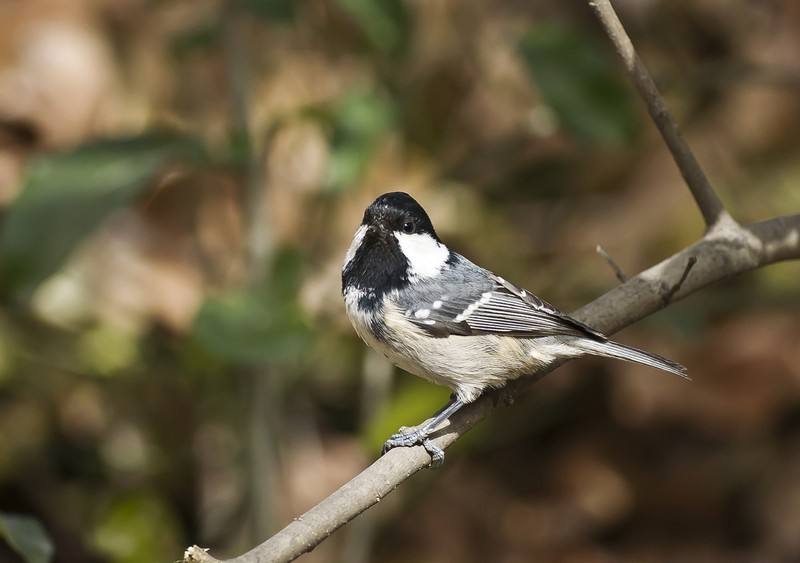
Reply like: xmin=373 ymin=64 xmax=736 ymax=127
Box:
xmin=0 ymin=1 xmax=799 ymax=562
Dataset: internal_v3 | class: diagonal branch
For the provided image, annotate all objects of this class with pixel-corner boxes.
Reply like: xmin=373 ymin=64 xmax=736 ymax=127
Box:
xmin=586 ymin=0 xmax=729 ymax=228
xmin=183 ymin=213 xmax=800 ymax=563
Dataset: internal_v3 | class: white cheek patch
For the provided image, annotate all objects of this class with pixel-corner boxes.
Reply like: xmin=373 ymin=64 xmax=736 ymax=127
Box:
xmin=394 ymin=232 xmax=449 ymax=280
xmin=343 ymin=224 xmax=368 ymax=271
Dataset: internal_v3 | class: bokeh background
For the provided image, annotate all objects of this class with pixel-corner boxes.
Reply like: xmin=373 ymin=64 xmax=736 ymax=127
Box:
xmin=0 ymin=1 xmax=799 ymax=562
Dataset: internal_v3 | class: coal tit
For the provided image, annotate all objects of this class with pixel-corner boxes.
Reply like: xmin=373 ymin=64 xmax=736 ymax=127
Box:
xmin=342 ymin=192 xmax=688 ymax=465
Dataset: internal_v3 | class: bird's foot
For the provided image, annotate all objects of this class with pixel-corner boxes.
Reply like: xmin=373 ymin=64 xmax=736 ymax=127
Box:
xmin=381 ymin=427 xmax=445 ymax=467
xmin=422 ymin=439 xmax=445 ymax=467
xmin=382 ymin=426 xmax=426 ymax=451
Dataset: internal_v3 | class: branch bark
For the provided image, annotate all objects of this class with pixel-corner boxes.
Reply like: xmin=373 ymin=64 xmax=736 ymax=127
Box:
xmin=586 ymin=0 xmax=728 ymax=228
xmin=183 ymin=213 xmax=800 ymax=563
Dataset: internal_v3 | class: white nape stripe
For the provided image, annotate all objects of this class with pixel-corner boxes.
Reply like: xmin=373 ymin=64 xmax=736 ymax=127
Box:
xmin=343 ymin=224 xmax=368 ymax=270
xmin=394 ymin=232 xmax=449 ymax=280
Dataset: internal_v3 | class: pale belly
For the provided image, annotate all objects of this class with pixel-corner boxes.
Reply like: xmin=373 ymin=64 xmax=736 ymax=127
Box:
xmin=345 ymin=291 xmax=580 ymax=402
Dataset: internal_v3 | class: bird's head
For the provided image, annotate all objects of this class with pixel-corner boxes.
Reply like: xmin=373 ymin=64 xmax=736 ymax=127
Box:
xmin=342 ymin=192 xmax=450 ymax=296
xmin=361 ymin=191 xmax=439 ymax=240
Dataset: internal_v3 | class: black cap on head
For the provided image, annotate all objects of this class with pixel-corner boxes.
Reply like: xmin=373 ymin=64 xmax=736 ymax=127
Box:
xmin=363 ymin=191 xmax=438 ymax=240
xmin=343 ymin=191 xmax=445 ymax=298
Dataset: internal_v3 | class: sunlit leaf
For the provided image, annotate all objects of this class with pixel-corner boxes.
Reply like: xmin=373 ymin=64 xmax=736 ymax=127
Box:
xmin=0 ymin=513 xmax=53 ymax=563
xmin=0 ymin=136 xmax=204 ymax=297
xmin=92 ymin=495 xmax=180 ymax=563
xmin=78 ymin=325 xmax=140 ymax=377
xmin=519 ymin=24 xmax=639 ymax=144
xmin=364 ymin=378 xmax=450 ymax=452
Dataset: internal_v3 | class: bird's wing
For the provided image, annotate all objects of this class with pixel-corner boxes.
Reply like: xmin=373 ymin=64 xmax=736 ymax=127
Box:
xmin=403 ymin=272 xmax=607 ymax=341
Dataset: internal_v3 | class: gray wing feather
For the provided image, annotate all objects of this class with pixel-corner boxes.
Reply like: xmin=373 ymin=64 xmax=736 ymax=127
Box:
xmin=490 ymin=275 xmax=606 ymax=340
xmin=398 ymin=255 xmax=606 ymax=341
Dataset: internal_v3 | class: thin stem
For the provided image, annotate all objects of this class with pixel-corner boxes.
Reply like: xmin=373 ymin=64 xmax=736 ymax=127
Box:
xmin=222 ymin=4 xmax=279 ymax=543
xmin=596 ymin=244 xmax=628 ymax=283
xmin=661 ymin=256 xmax=697 ymax=306
xmin=586 ymin=0 xmax=728 ymax=228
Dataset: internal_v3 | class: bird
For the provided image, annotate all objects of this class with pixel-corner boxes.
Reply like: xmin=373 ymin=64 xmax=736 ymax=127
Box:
xmin=342 ymin=191 xmax=688 ymax=465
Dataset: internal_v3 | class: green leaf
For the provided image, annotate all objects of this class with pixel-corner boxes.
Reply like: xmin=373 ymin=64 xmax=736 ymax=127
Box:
xmin=191 ymin=248 xmax=311 ymax=366
xmin=0 ymin=513 xmax=54 ymax=563
xmin=0 ymin=136 xmax=204 ymax=297
xmin=191 ymin=290 xmax=308 ymax=365
xmin=240 ymin=0 xmax=296 ymax=21
xmin=92 ymin=494 xmax=180 ymax=563
xmin=170 ymin=21 xmax=221 ymax=59
xmin=326 ymin=89 xmax=395 ymax=191
xmin=336 ymin=0 xmax=411 ymax=56
xmin=77 ymin=325 xmax=141 ymax=377
xmin=519 ymin=24 xmax=639 ymax=144
xmin=364 ymin=378 xmax=450 ymax=452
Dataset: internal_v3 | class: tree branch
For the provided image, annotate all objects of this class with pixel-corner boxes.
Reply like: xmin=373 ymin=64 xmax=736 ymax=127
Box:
xmin=586 ymin=0 xmax=729 ymax=228
xmin=182 ymin=213 xmax=800 ymax=563
xmin=181 ymin=3 xmax=800 ymax=561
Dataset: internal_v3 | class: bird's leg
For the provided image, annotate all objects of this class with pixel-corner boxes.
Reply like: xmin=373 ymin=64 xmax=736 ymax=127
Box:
xmin=382 ymin=398 xmax=465 ymax=466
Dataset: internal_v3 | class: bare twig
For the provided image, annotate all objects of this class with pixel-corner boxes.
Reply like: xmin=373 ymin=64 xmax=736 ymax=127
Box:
xmin=183 ymin=213 xmax=800 ymax=563
xmin=223 ymin=4 xmax=280 ymax=544
xmin=661 ymin=255 xmax=696 ymax=306
xmin=586 ymin=0 xmax=729 ymax=228
xmin=596 ymin=244 xmax=628 ymax=283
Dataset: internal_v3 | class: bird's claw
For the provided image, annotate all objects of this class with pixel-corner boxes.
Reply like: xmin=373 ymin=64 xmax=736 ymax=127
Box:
xmin=381 ymin=428 xmax=445 ymax=467
xmin=422 ymin=439 xmax=445 ymax=467
xmin=382 ymin=427 xmax=426 ymax=451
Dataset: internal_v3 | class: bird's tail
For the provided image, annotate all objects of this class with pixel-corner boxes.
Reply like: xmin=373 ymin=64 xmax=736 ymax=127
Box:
xmin=577 ymin=339 xmax=690 ymax=380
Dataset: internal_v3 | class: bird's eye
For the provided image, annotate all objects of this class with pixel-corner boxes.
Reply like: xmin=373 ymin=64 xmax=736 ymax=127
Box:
xmin=402 ymin=221 xmax=416 ymax=234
